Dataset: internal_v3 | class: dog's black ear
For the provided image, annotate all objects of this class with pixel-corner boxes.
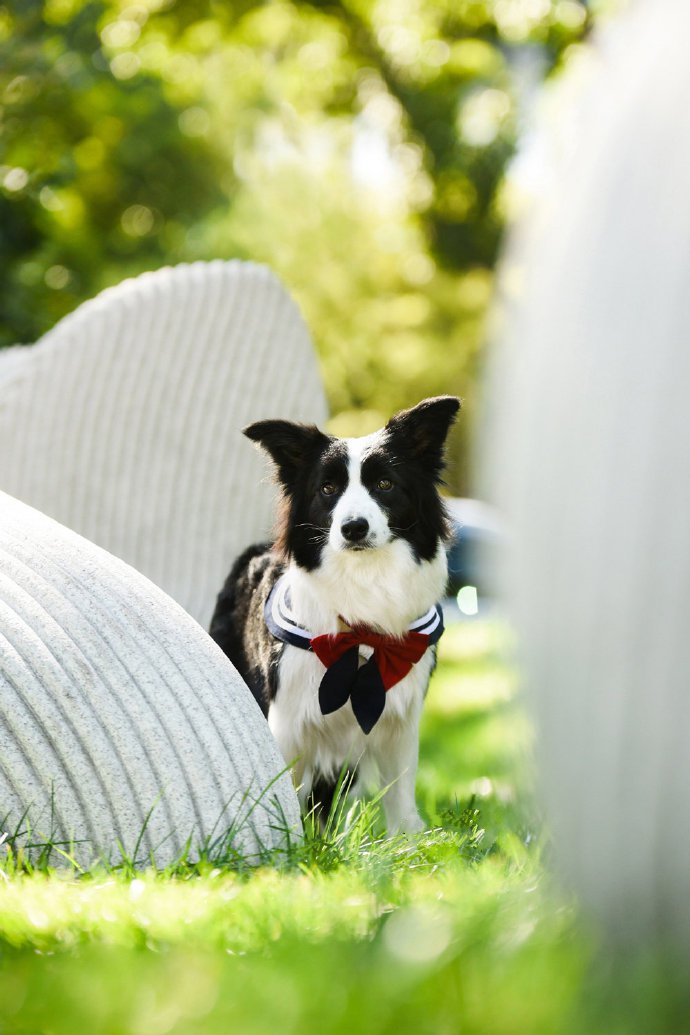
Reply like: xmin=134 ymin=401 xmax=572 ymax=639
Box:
xmin=244 ymin=419 xmax=330 ymax=486
xmin=385 ymin=396 xmax=461 ymax=471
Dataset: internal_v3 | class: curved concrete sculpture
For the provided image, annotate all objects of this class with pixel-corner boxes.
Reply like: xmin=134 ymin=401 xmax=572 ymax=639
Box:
xmin=0 ymin=261 xmax=327 ymax=629
xmin=485 ymin=2 xmax=690 ymax=947
xmin=0 ymin=490 xmax=301 ymax=868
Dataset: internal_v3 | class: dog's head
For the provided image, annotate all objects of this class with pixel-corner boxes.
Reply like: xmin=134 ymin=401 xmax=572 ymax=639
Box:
xmin=245 ymin=396 xmax=460 ymax=571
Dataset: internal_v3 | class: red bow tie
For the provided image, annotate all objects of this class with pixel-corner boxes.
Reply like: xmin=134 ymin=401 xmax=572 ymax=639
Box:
xmin=310 ymin=628 xmax=430 ymax=734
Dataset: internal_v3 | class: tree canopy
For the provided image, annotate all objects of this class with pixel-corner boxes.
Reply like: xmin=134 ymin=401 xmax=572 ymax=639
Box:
xmin=0 ymin=0 xmax=590 ymax=492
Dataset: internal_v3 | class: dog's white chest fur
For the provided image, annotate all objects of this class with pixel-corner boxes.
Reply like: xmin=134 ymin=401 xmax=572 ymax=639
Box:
xmin=267 ymin=538 xmax=447 ymax=833
xmin=269 ymin=641 xmax=435 ymax=833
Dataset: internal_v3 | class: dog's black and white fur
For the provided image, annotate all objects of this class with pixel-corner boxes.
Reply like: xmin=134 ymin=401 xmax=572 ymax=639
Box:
xmin=209 ymin=396 xmax=460 ymax=833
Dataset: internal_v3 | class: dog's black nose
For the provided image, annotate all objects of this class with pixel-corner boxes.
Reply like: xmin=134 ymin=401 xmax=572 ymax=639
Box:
xmin=341 ymin=517 xmax=369 ymax=543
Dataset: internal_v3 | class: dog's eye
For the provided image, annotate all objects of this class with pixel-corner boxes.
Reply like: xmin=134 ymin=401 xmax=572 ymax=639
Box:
xmin=377 ymin=478 xmax=393 ymax=492
xmin=321 ymin=482 xmax=337 ymax=496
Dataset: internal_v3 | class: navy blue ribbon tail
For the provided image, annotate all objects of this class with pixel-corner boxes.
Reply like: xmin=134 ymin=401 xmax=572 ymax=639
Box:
xmin=318 ymin=647 xmax=359 ymax=715
xmin=317 ymin=651 xmax=386 ymax=735
xmin=349 ymin=656 xmax=386 ymax=735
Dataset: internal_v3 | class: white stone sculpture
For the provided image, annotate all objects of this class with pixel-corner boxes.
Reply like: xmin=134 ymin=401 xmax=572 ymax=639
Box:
xmin=0 ymin=260 xmax=326 ymax=865
xmin=0 ymin=260 xmax=327 ymax=629
xmin=485 ymin=1 xmax=690 ymax=947
xmin=0 ymin=490 xmax=301 ymax=867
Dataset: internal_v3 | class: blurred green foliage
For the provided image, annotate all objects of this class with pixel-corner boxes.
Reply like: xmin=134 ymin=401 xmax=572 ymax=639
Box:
xmin=0 ymin=0 xmax=588 ymax=492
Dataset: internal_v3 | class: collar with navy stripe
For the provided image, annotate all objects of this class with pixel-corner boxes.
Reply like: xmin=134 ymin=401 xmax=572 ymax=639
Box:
xmin=265 ymin=573 xmax=444 ymax=733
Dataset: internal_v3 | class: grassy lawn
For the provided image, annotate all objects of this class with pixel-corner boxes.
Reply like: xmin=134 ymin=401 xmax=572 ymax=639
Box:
xmin=0 ymin=624 xmax=687 ymax=1034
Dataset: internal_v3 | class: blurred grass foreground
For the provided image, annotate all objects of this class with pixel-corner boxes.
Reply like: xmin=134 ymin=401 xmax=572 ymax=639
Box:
xmin=0 ymin=627 xmax=587 ymax=1032
xmin=1 ymin=626 xmax=689 ymax=1035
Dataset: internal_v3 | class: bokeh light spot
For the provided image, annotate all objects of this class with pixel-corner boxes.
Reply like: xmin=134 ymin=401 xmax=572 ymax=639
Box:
xmin=457 ymin=584 xmax=479 ymax=616
xmin=44 ymin=265 xmax=71 ymax=290
xmin=121 ymin=205 xmax=155 ymax=237
xmin=178 ymin=107 xmax=210 ymax=137
xmin=3 ymin=167 xmax=29 ymax=192
xmin=459 ymin=88 xmax=511 ymax=147
xmin=110 ymin=52 xmax=141 ymax=80
xmin=383 ymin=905 xmax=453 ymax=964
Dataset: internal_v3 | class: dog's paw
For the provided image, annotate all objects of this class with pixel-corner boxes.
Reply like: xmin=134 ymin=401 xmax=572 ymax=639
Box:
xmin=390 ymin=812 xmax=426 ymax=836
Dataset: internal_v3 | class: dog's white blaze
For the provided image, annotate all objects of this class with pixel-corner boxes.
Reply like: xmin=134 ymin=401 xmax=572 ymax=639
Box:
xmin=329 ymin=432 xmax=391 ymax=551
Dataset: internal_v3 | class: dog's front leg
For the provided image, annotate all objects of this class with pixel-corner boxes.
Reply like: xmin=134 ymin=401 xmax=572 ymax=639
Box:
xmin=374 ymin=713 xmax=426 ymax=835
xmin=267 ymin=697 xmax=310 ymax=803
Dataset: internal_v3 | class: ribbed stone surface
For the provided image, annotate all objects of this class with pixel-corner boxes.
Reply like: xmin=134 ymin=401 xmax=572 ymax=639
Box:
xmin=0 ymin=261 xmax=327 ymax=629
xmin=485 ymin=2 xmax=690 ymax=947
xmin=0 ymin=491 xmax=301 ymax=868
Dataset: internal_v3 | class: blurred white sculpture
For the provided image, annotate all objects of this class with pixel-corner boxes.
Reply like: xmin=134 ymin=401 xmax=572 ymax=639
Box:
xmin=0 ymin=261 xmax=327 ymax=629
xmin=486 ymin=0 xmax=690 ymax=947
xmin=0 ymin=491 xmax=301 ymax=867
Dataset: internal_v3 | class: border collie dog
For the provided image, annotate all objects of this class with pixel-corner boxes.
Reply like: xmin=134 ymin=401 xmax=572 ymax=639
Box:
xmin=209 ymin=396 xmax=460 ymax=833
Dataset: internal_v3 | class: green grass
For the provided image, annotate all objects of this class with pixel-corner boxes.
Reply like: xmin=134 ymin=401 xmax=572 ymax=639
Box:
xmin=1 ymin=624 xmax=688 ymax=1034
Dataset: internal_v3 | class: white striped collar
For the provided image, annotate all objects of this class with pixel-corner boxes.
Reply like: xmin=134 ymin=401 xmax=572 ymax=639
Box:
xmin=265 ymin=573 xmax=444 ymax=650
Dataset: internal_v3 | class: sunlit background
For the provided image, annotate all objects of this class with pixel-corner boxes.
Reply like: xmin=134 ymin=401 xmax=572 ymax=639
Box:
xmin=7 ymin=5 xmax=690 ymax=1031
xmin=0 ymin=0 xmax=619 ymax=496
